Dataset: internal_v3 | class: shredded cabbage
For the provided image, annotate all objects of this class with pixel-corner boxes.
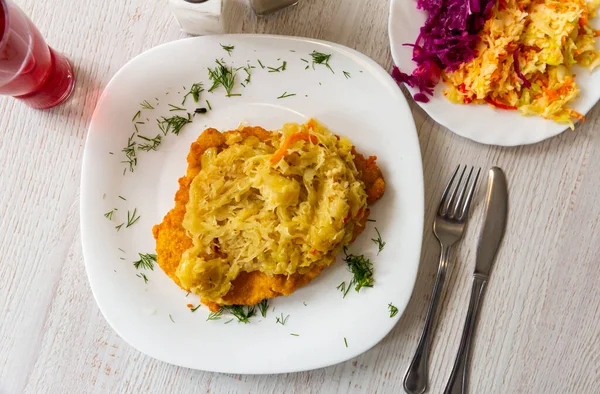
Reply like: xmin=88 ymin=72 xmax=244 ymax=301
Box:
xmin=177 ymin=120 xmax=368 ymax=303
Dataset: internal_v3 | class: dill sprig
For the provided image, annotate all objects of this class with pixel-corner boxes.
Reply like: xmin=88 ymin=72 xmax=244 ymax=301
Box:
xmin=310 ymin=50 xmax=334 ymax=74
xmin=208 ymin=59 xmax=240 ymax=97
xmin=268 ymin=60 xmax=287 ymax=73
xmin=206 ymin=100 xmax=212 ymax=110
xmin=126 ymin=208 xmax=140 ymax=228
xmin=290 ymin=333 xmax=299 ymax=337
xmin=207 ymin=309 xmax=224 ymax=321
xmin=388 ymin=303 xmax=399 ymax=318
xmin=140 ymin=100 xmax=154 ymax=109
xmin=371 ymin=227 xmax=385 ymax=255
xmin=104 ymin=209 xmax=116 ymax=220
xmin=115 ymin=223 xmax=124 ymax=231
xmin=343 ymin=71 xmax=351 ymax=79
xmin=138 ymin=134 xmax=162 ymax=152
xmin=240 ymin=64 xmax=253 ymax=85
xmin=277 ymin=92 xmax=296 ymax=99
xmin=337 ymin=281 xmax=352 ymax=298
xmin=258 ymin=299 xmax=269 ymax=318
xmin=341 ymin=247 xmax=374 ymax=294
xmin=191 ymin=304 xmax=201 ymax=312
xmin=121 ymin=132 xmax=137 ymax=173
xmin=132 ymin=110 xmax=141 ymax=122
xmin=169 ymin=314 xmax=175 ymax=323
xmin=182 ymin=82 xmax=204 ymax=105
xmin=157 ymin=113 xmax=192 ymax=136
xmin=136 ymin=273 xmax=149 ymax=283
xmin=118 ymin=196 xmax=126 ymax=201
xmin=222 ymin=305 xmax=256 ymax=324
xmin=257 ymin=59 xmax=265 ymax=69
xmin=220 ymin=44 xmax=234 ymax=56
xmin=168 ymin=104 xmax=186 ymax=112
xmin=344 ymin=337 xmax=348 ymax=347
xmin=133 ymin=253 xmax=156 ymax=270
xmin=275 ymin=313 xmax=290 ymax=326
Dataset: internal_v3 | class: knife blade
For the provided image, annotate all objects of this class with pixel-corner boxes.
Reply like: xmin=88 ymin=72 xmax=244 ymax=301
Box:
xmin=474 ymin=167 xmax=508 ymax=278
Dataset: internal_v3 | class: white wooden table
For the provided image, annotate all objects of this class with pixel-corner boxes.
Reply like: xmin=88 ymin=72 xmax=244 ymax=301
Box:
xmin=1 ymin=1 xmax=599 ymax=393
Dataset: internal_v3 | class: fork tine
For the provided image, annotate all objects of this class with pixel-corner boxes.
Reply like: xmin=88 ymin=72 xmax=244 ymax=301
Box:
xmin=452 ymin=167 xmax=474 ymax=217
xmin=444 ymin=165 xmax=467 ymax=216
xmin=438 ymin=165 xmax=461 ymax=216
xmin=458 ymin=167 xmax=481 ymax=220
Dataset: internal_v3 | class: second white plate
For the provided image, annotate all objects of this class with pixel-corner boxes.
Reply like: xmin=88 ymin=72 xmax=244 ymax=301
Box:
xmin=389 ymin=0 xmax=600 ymax=146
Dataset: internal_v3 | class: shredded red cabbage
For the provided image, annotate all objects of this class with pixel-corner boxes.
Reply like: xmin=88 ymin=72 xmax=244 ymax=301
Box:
xmin=392 ymin=0 xmax=496 ymax=102
xmin=513 ymin=47 xmax=532 ymax=89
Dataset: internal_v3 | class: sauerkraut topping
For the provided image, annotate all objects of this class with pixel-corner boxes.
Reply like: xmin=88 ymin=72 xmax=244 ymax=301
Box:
xmin=176 ymin=120 xmax=368 ymax=303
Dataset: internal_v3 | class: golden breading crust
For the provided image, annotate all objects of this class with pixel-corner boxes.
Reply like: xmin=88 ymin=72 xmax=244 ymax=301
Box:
xmin=152 ymin=126 xmax=385 ymax=311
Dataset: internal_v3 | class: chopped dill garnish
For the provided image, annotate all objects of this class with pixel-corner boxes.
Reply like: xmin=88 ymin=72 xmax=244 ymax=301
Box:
xmin=169 ymin=314 xmax=175 ymax=323
xmin=138 ymin=134 xmax=162 ymax=152
xmin=121 ymin=132 xmax=137 ymax=173
xmin=241 ymin=64 xmax=253 ymax=84
xmin=268 ymin=60 xmax=287 ymax=73
xmin=222 ymin=305 xmax=256 ymax=324
xmin=118 ymin=248 xmax=125 ymax=253
xmin=135 ymin=121 xmax=145 ymax=125
xmin=290 ymin=333 xmax=299 ymax=337
xmin=290 ymin=50 xmax=296 ymax=52
xmin=257 ymin=59 xmax=265 ymax=69
xmin=305 ymin=65 xmax=309 ymax=70
xmin=120 ymin=257 xmax=125 ymax=261
xmin=371 ymin=227 xmax=385 ymax=255
xmin=303 ymin=301 xmax=308 ymax=306
xmin=136 ymin=273 xmax=149 ymax=283
xmin=206 ymin=100 xmax=212 ymax=110
xmin=207 ymin=309 xmax=223 ymax=321
xmin=277 ymin=92 xmax=296 ymax=99
xmin=275 ymin=313 xmax=290 ymax=326
xmin=185 ymin=292 xmax=190 ymax=297
xmin=157 ymin=113 xmax=192 ymax=136
xmin=258 ymin=299 xmax=269 ymax=318
xmin=337 ymin=281 xmax=352 ymax=298
xmin=109 ymin=152 xmax=114 ymax=155
xmin=191 ymin=304 xmax=201 ymax=312
xmin=367 ymin=219 xmax=376 ymax=222
xmin=140 ymin=100 xmax=154 ymax=110
xmin=224 ymin=319 xmax=234 ymax=324
xmin=182 ymin=82 xmax=204 ymax=105
xmin=388 ymin=303 xmax=399 ymax=318
xmin=300 ymin=58 xmax=308 ymax=63
xmin=118 ymin=196 xmax=126 ymax=201
xmin=132 ymin=110 xmax=141 ymax=122
xmin=104 ymin=209 xmax=116 ymax=220
xmin=310 ymin=50 xmax=334 ymax=73
xmin=343 ymin=71 xmax=351 ymax=79
xmin=344 ymin=337 xmax=348 ymax=347
xmin=220 ymin=44 xmax=234 ymax=56
xmin=103 ymin=193 xmax=107 ymax=199
xmin=133 ymin=253 xmax=156 ymax=270
xmin=126 ymin=208 xmax=140 ymax=228
xmin=168 ymin=104 xmax=186 ymax=112
xmin=115 ymin=223 xmax=124 ymax=231
xmin=208 ymin=59 xmax=240 ymax=97
xmin=341 ymin=247 xmax=374 ymax=294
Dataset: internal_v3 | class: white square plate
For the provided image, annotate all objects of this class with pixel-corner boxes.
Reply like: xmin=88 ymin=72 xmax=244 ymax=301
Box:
xmin=81 ymin=35 xmax=424 ymax=374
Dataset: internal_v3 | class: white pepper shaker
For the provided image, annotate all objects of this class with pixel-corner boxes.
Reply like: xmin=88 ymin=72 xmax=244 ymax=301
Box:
xmin=249 ymin=0 xmax=299 ymax=15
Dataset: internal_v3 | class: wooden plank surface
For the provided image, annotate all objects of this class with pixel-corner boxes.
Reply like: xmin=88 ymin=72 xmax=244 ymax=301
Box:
xmin=0 ymin=0 xmax=599 ymax=393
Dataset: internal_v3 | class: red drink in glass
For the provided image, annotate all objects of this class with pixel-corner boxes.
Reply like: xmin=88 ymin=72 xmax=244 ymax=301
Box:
xmin=0 ymin=0 xmax=74 ymax=109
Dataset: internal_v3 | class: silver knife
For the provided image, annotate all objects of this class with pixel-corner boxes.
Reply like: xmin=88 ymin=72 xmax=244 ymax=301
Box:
xmin=443 ymin=167 xmax=508 ymax=394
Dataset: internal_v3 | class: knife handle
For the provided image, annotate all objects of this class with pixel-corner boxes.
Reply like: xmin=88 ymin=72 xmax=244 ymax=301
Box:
xmin=443 ymin=275 xmax=487 ymax=394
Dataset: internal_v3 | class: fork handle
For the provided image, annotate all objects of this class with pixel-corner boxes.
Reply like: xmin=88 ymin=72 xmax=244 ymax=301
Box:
xmin=443 ymin=275 xmax=487 ymax=394
xmin=403 ymin=245 xmax=451 ymax=394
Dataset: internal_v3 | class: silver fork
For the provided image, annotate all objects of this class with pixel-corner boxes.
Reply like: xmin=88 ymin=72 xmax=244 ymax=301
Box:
xmin=403 ymin=165 xmax=481 ymax=394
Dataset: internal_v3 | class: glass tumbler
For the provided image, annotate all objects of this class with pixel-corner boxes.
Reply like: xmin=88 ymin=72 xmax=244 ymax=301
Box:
xmin=0 ymin=0 xmax=75 ymax=109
